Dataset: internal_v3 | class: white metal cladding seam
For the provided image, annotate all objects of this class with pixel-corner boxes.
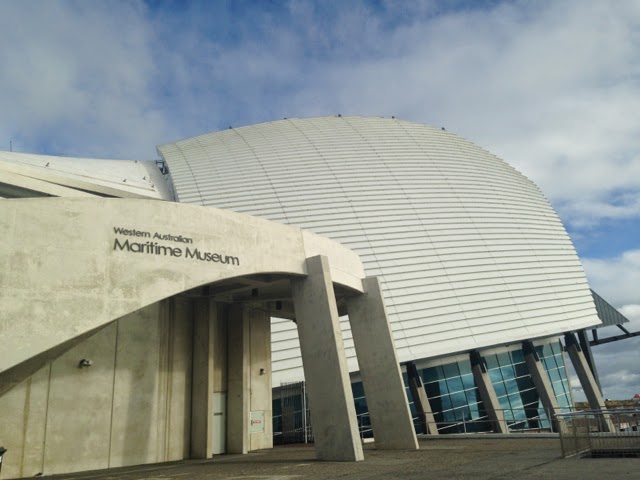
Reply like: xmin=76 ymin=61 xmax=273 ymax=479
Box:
xmin=158 ymin=116 xmax=601 ymax=383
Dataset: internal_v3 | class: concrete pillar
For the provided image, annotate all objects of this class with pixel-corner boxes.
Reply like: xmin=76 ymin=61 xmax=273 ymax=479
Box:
xmin=227 ymin=304 xmax=250 ymax=454
xmin=577 ymin=329 xmax=601 ymax=389
xmin=291 ymin=255 xmax=364 ymax=462
xmin=565 ymin=333 xmax=614 ymax=433
xmin=191 ymin=298 xmax=216 ymax=459
xmin=248 ymin=309 xmax=273 ymax=451
xmin=406 ymin=362 xmax=438 ymax=435
xmin=470 ymin=351 xmax=508 ymax=434
xmin=346 ymin=277 xmax=419 ymax=450
xmin=522 ymin=341 xmax=560 ymax=432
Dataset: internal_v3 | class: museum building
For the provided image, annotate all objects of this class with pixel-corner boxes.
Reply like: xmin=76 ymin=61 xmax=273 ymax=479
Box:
xmin=0 ymin=116 xmax=621 ymax=478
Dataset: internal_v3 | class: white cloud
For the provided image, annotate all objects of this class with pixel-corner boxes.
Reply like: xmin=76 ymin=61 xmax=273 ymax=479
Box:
xmin=582 ymin=250 xmax=640 ymax=306
xmin=2 ymin=0 xmax=639 ymax=233
xmin=0 ymin=1 xmax=173 ymax=159
xmin=578 ymin=252 xmax=640 ymax=400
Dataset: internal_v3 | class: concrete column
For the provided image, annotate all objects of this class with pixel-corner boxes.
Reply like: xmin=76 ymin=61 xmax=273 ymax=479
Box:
xmin=522 ymin=341 xmax=560 ymax=432
xmin=191 ymin=298 xmax=216 ymax=459
xmin=470 ymin=351 xmax=508 ymax=434
xmin=249 ymin=309 xmax=273 ymax=451
xmin=227 ymin=304 xmax=250 ymax=454
xmin=577 ymin=329 xmax=601 ymax=389
xmin=291 ymin=255 xmax=364 ymax=462
xmin=406 ymin=362 xmax=438 ymax=435
xmin=346 ymin=277 xmax=419 ymax=450
xmin=565 ymin=333 xmax=614 ymax=433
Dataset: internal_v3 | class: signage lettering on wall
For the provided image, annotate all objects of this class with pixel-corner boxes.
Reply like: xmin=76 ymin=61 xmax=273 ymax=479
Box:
xmin=112 ymin=227 xmax=240 ymax=266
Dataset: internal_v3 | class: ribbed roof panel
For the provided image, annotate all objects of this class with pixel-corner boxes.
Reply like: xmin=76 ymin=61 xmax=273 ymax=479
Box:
xmin=158 ymin=116 xmax=601 ymax=384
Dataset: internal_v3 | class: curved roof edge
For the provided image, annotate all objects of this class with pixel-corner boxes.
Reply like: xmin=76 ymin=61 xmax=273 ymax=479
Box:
xmin=0 ymin=151 xmax=174 ymax=200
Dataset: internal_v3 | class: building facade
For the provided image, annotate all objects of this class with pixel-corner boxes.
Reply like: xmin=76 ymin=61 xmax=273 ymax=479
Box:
xmin=0 ymin=115 xmax=617 ymax=477
xmin=157 ymin=116 xmax=608 ymax=435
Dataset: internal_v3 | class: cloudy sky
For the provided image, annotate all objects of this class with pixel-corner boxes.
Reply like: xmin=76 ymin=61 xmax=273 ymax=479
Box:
xmin=1 ymin=0 xmax=638 ymax=401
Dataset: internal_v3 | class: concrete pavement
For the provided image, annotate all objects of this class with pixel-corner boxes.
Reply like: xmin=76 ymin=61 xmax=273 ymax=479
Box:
xmin=37 ymin=436 xmax=638 ymax=480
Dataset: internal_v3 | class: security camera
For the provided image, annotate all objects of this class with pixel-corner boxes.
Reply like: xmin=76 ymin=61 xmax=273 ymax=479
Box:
xmin=78 ymin=359 xmax=93 ymax=368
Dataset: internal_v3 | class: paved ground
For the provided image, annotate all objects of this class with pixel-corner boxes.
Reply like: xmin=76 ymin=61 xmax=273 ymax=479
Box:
xmin=42 ymin=436 xmax=637 ymax=480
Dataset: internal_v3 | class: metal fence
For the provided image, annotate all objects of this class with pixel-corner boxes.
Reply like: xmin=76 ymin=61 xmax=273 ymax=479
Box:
xmin=557 ymin=409 xmax=640 ymax=458
xmin=274 ymin=381 xmax=313 ymax=445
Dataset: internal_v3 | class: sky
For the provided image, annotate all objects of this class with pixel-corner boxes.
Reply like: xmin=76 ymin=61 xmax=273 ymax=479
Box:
xmin=1 ymin=0 xmax=638 ymax=401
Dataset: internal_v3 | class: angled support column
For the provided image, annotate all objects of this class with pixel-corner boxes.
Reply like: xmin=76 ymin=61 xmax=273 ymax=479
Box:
xmin=346 ymin=277 xmax=419 ymax=449
xmin=522 ymin=341 xmax=560 ymax=432
xmin=470 ymin=351 xmax=508 ymax=434
xmin=565 ymin=333 xmax=614 ymax=433
xmin=291 ymin=255 xmax=364 ymax=462
xmin=576 ymin=329 xmax=601 ymax=389
xmin=406 ymin=362 xmax=438 ymax=435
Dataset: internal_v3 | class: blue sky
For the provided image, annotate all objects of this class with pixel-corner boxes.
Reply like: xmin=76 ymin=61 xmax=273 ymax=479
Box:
xmin=1 ymin=0 xmax=638 ymax=400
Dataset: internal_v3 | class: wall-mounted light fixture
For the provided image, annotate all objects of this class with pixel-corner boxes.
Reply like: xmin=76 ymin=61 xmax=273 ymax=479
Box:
xmin=259 ymin=368 xmax=265 ymax=376
xmin=78 ymin=359 xmax=93 ymax=368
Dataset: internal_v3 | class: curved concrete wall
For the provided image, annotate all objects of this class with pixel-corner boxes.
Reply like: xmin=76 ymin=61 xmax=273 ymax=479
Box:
xmin=158 ymin=116 xmax=601 ymax=382
xmin=0 ymin=197 xmax=364 ymax=387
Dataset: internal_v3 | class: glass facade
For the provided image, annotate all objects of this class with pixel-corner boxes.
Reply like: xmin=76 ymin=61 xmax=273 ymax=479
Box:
xmin=351 ymin=381 xmax=373 ymax=438
xmin=483 ymin=348 xmax=548 ymax=430
xmin=416 ymin=359 xmax=490 ymax=433
xmin=536 ymin=342 xmax=573 ymax=411
xmin=405 ymin=340 xmax=573 ymax=433
xmin=273 ymin=339 xmax=574 ymax=441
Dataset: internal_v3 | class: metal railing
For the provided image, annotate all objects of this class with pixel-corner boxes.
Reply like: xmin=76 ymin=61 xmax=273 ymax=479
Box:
xmin=274 ymin=409 xmax=373 ymax=443
xmin=273 ymin=405 xmax=572 ymax=444
xmin=413 ymin=406 xmax=573 ymax=435
xmin=557 ymin=409 xmax=640 ymax=458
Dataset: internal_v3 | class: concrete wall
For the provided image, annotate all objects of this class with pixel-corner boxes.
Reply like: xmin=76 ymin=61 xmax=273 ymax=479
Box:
xmin=226 ymin=305 xmax=273 ymax=454
xmin=248 ymin=307 xmax=273 ymax=451
xmin=0 ymin=298 xmax=193 ymax=479
xmin=0 ymin=197 xmax=364 ymax=389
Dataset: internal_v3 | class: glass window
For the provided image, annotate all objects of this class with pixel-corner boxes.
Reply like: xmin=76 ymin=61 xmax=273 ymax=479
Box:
xmin=500 ymin=365 xmax=516 ymax=380
xmin=511 ymin=349 xmax=524 ymax=364
xmin=497 ymin=352 xmax=512 ymax=368
xmin=425 ymin=381 xmax=442 ymax=399
xmin=485 ymin=354 xmax=500 ymax=370
xmin=488 ymin=368 xmax=503 ymax=384
xmin=547 ymin=367 xmax=562 ymax=384
xmin=443 ymin=409 xmax=457 ymax=423
xmin=513 ymin=408 xmax=527 ymax=421
xmin=465 ymin=389 xmax=481 ymax=405
xmin=429 ymin=396 xmax=445 ymax=414
xmin=504 ymin=379 xmax=519 ymax=395
xmin=461 ymin=373 xmax=476 ymax=390
xmin=450 ymin=391 xmax=467 ymax=408
xmin=443 ymin=362 xmax=460 ymax=379
xmin=423 ymin=365 xmax=443 ymax=383
xmin=520 ymin=387 xmax=539 ymax=406
xmin=508 ymin=393 xmax=524 ymax=409
xmin=440 ymin=395 xmax=453 ymax=411
xmin=493 ymin=381 xmax=507 ymax=398
xmin=458 ymin=360 xmax=473 ymax=376
xmin=352 ymin=381 xmax=365 ymax=398
xmin=446 ymin=376 xmax=464 ymax=393
xmin=514 ymin=362 xmax=529 ymax=378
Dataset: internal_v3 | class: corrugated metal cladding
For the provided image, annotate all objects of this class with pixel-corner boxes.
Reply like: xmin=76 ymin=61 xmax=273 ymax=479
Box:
xmin=591 ymin=289 xmax=629 ymax=328
xmin=158 ymin=116 xmax=601 ymax=384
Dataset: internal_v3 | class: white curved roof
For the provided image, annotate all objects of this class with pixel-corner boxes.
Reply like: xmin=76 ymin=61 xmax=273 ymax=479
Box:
xmin=0 ymin=151 xmax=173 ymax=200
xmin=158 ymin=116 xmax=601 ymax=383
